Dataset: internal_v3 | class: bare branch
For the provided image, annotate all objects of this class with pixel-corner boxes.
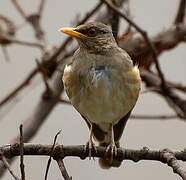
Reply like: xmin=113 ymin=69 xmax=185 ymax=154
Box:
xmin=57 ymin=159 xmax=72 ymax=180
xmin=162 ymin=149 xmax=186 ymax=180
xmin=130 ymin=114 xmax=178 ymax=120
xmin=27 ymin=14 xmax=45 ymax=41
xmin=0 ymin=66 xmax=65 ymax=177
xmin=19 ymin=124 xmax=25 ymax=180
xmin=0 ymin=69 xmax=38 ymax=108
xmin=141 ymin=70 xmax=186 ymax=119
xmin=38 ymin=0 xmax=46 ymax=17
xmin=0 ymin=143 xmax=186 ymax=163
xmin=101 ymin=0 xmax=167 ymax=90
xmin=0 ymin=151 xmax=20 ymax=180
xmin=174 ymin=0 xmax=186 ymax=25
xmin=10 ymin=39 xmax=44 ymax=50
xmin=11 ymin=0 xmax=27 ymax=18
xmin=58 ymin=99 xmax=71 ymax=105
xmin=106 ymin=0 xmax=125 ymax=40
xmin=119 ymin=24 xmax=186 ymax=68
xmin=44 ymin=130 xmax=61 ymax=180
xmin=11 ymin=0 xmax=45 ymax=41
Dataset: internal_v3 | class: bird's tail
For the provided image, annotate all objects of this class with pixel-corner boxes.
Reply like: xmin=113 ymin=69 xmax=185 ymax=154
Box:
xmin=98 ymin=142 xmax=121 ymax=169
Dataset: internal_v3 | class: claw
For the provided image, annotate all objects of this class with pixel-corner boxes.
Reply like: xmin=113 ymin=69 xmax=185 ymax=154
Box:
xmin=105 ymin=124 xmax=118 ymax=163
xmin=84 ymin=140 xmax=97 ymax=159
xmin=83 ymin=123 xmax=97 ymax=159
xmin=105 ymin=142 xmax=118 ymax=163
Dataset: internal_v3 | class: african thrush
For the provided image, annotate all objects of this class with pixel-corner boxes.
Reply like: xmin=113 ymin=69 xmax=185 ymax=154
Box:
xmin=59 ymin=22 xmax=141 ymax=168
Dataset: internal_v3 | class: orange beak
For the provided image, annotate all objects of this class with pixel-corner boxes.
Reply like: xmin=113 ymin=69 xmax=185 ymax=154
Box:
xmin=58 ymin=27 xmax=87 ymax=38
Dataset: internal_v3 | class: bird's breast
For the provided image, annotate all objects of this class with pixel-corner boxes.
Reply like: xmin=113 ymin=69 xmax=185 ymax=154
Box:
xmin=67 ymin=64 xmax=140 ymax=131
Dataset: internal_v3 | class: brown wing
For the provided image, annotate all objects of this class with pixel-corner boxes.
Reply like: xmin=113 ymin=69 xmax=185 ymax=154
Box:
xmin=113 ymin=110 xmax=131 ymax=143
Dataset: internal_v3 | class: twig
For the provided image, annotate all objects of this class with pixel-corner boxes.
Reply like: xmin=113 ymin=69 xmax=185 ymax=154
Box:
xmin=0 ymin=68 xmax=38 ymax=107
xmin=106 ymin=0 xmax=124 ymax=40
xmin=57 ymin=159 xmax=72 ymax=180
xmin=162 ymin=149 xmax=186 ymax=180
xmin=27 ymin=14 xmax=45 ymax=41
xmin=141 ymin=70 xmax=186 ymax=119
xmin=167 ymin=81 xmax=186 ymax=93
xmin=0 ymin=69 xmax=65 ymax=177
xmin=101 ymin=0 xmax=167 ymax=89
xmin=44 ymin=130 xmax=61 ymax=180
xmin=130 ymin=114 xmax=178 ymax=120
xmin=58 ymin=99 xmax=71 ymax=105
xmin=174 ymin=0 xmax=186 ymax=25
xmin=119 ymin=24 xmax=186 ymax=68
xmin=11 ymin=0 xmax=45 ymax=41
xmin=38 ymin=0 xmax=46 ymax=16
xmin=11 ymin=0 xmax=27 ymax=18
xmin=140 ymin=87 xmax=160 ymax=94
xmin=19 ymin=124 xmax=25 ymax=180
xmin=141 ymin=81 xmax=186 ymax=94
xmin=10 ymin=39 xmax=44 ymax=50
xmin=0 ymin=151 xmax=20 ymax=180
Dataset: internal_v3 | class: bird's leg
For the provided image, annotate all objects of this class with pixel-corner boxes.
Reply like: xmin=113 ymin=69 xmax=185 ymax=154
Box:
xmin=84 ymin=123 xmax=97 ymax=159
xmin=105 ymin=124 xmax=117 ymax=163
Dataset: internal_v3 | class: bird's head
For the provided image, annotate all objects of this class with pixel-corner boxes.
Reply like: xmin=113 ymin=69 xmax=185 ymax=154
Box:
xmin=59 ymin=22 xmax=117 ymax=53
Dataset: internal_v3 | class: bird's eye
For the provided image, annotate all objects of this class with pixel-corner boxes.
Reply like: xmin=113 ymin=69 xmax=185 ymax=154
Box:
xmin=100 ymin=30 xmax=107 ymax=34
xmin=88 ymin=28 xmax=97 ymax=37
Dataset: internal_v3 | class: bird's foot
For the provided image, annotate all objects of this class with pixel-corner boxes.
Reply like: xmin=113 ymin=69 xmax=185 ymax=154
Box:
xmin=84 ymin=140 xmax=97 ymax=160
xmin=105 ymin=142 xmax=118 ymax=163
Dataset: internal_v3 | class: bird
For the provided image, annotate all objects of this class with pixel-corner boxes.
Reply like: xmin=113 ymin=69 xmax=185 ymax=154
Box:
xmin=59 ymin=22 xmax=141 ymax=169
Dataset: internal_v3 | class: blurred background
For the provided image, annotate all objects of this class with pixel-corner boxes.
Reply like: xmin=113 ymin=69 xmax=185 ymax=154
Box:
xmin=0 ymin=0 xmax=186 ymax=179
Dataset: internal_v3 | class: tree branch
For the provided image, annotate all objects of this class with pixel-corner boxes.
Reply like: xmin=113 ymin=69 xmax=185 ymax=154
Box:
xmin=44 ymin=130 xmax=61 ymax=180
xmin=130 ymin=114 xmax=178 ymax=120
xmin=174 ymin=0 xmax=186 ymax=25
xmin=0 ymin=69 xmax=64 ymax=177
xmin=162 ymin=149 xmax=186 ymax=180
xmin=19 ymin=124 xmax=25 ymax=180
xmin=141 ymin=70 xmax=186 ymax=119
xmin=119 ymin=24 xmax=186 ymax=68
xmin=0 ymin=69 xmax=38 ymax=107
xmin=0 ymin=144 xmax=186 ymax=170
xmin=57 ymin=159 xmax=72 ymax=180
xmin=101 ymin=0 xmax=167 ymax=90
xmin=0 ymin=151 xmax=20 ymax=180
